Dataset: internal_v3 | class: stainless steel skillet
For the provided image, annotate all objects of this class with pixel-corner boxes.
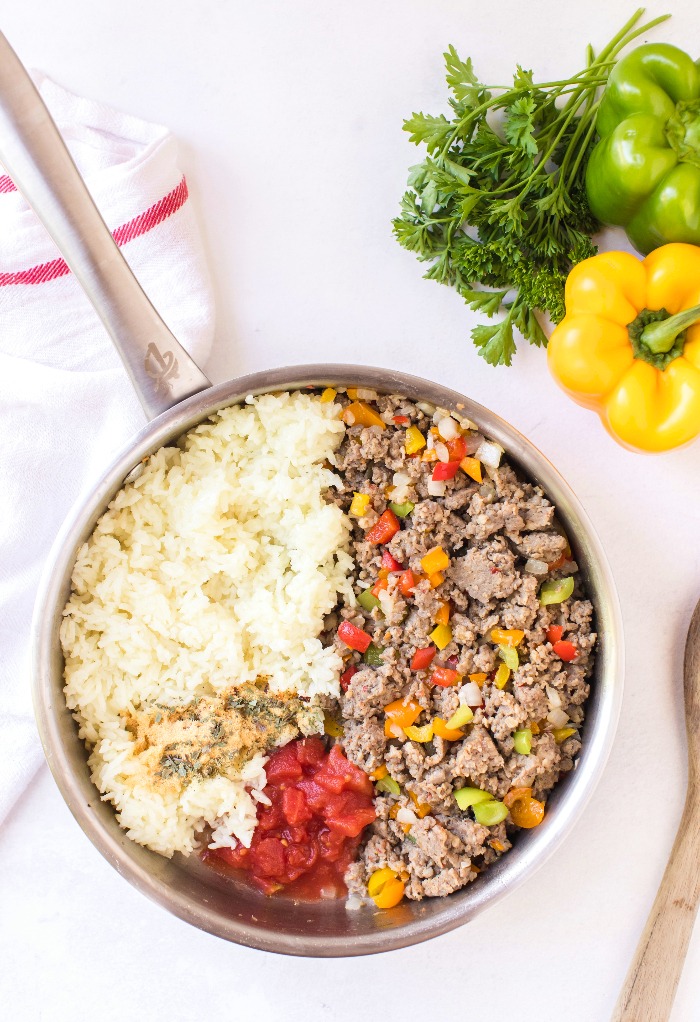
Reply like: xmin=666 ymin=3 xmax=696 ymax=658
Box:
xmin=0 ymin=33 xmax=624 ymax=956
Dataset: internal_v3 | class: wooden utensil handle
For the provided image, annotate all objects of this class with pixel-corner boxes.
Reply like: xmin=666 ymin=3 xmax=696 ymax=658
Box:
xmin=612 ymin=795 xmax=700 ymax=1022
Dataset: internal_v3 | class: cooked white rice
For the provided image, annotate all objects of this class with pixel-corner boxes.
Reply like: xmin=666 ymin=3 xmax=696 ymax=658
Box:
xmin=61 ymin=391 xmax=353 ymax=857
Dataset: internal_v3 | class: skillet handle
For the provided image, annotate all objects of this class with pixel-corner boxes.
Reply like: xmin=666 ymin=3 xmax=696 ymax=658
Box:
xmin=0 ymin=32 xmax=211 ymax=420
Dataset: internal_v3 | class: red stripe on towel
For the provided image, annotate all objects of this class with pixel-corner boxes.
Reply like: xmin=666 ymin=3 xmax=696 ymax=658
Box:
xmin=0 ymin=176 xmax=189 ymax=286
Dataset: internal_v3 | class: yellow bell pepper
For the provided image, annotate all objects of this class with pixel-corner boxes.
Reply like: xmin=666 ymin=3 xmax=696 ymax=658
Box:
xmin=428 ymin=623 xmax=452 ymax=650
xmin=349 ymin=492 xmax=371 ymax=517
xmin=367 ymin=867 xmax=405 ymax=908
xmin=342 ymin=401 xmax=386 ymax=430
xmin=548 ymin=244 xmax=700 ymax=452
xmin=420 ymin=546 xmax=450 ymax=575
xmin=405 ymin=425 xmax=426 ymax=454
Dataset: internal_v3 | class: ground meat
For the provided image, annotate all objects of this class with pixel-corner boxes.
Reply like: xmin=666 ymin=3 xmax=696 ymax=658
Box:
xmin=329 ymin=391 xmax=596 ymax=903
xmin=448 ymin=539 xmax=519 ymax=603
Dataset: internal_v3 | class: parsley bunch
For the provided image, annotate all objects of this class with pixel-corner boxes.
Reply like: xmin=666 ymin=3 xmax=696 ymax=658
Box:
xmin=392 ymin=8 xmax=669 ymax=366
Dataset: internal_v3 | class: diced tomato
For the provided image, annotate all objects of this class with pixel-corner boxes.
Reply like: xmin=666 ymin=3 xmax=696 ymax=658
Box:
xmin=251 ymin=837 xmax=286 ymax=877
xmin=339 ymin=664 xmax=358 ymax=691
xmin=411 ymin=645 xmax=437 ymax=671
xmin=392 ymin=415 xmax=409 ymax=424
xmin=546 ymin=625 xmax=564 ymax=644
xmin=282 ymin=787 xmax=312 ymax=826
xmin=337 ymin=620 xmax=372 ymax=653
xmin=323 ymin=790 xmax=377 ymax=837
xmin=446 ymin=436 xmax=467 ymax=461
xmin=295 ymin=777 xmax=330 ymax=813
xmin=365 ymin=509 xmax=400 ymax=545
xmin=285 ymin=842 xmax=318 ymax=881
xmin=318 ymin=827 xmax=346 ymax=862
xmin=398 ymin=569 xmax=416 ymax=597
xmin=296 ymin=736 xmax=326 ymax=766
xmin=432 ymin=461 xmax=461 ymax=481
xmin=381 ymin=550 xmax=403 ymax=572
xmin=430 ymin=667 xmax=461 ymax=687
xmin=264 ymin=743 xmax=303 ymax=783
xmin=202 ymin=738 xmax=375 ymax=901
xmin=552 ymin=640 xmax=578 ymax=662
xmin=371 ymin=577 xmax=389 ymax=598
xmin=207 ymin=844 xmax=249 ymax=869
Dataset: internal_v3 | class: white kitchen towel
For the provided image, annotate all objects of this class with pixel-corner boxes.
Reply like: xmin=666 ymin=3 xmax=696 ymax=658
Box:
xmin=0 ymin=76 xmax=215 ymax=826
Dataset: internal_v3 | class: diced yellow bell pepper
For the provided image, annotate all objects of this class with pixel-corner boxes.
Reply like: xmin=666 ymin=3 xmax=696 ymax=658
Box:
xmin=491 ymin=628 xmax=525 ymax=647
xmin=446 ymin=704 xmax=474 ymax=730
xmin=404 ymin=722 xmax=434 ymax=743
xmin=324 ymin=713 xmax=344 ymax=737
xmin=469 ymin=672 xmax=488 ymax=687
xmin=427 ymin=571 xmax=445 ymax=589
xmin=460 ymin=456 xmax=482 ymax=482
xmin=349 ymin=492 xmax=371 ymax=517
xmin=494 ymin=663 xmax=511 ymax=689
xmin=342 ymin=401 xmax=386 ymax=430
xmin=347 ymin=388 xmax=359 ymax=400
xmin=405 ymin=425 xmax=427 ymax=454
xmin=434 ymin=601 xmax=451 ymax=626
xmin=432 ymin=717 xmax=465 ymax=741
xmin=429 ymin=624 xmax=452 ymax=650
xmin=421 ymin=546 xmax=450 ymax=575
xmin=371 ymin=764 xmax=388 ymax=780
xmin=320 ymin=387 xmax=337 ymax=403
xmin=421 ymin=448 xmax=438 ymax=462
xmin=407 ymin=791 xmax=431 ymax=819
xmin=367 ymin=867 xmax=405 ymax=908
xmin=552 ymin=727 xmax=577 ymax=744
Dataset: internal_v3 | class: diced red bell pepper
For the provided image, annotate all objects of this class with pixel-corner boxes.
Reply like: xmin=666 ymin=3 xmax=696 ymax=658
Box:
xmin=432 ymin=461 xmax=461 ymax=481
xmin=552 ymin=639 xmax=578 ymax=662
xmin=337 ymin=620 xmax=372 ymax=653
xmin=365 ymin=509 xmax=400 ymax=545
xmin=381 ymin=550 xmax=403 ymax=572
xmin=430 ymin=666 xmax=461 ymax=687
xmin=398 ymin=569 xmax=416 ymax=597
xmin=446 ymin=436 xmax=467 ymax=462
xmin=392 ymin=415 xmax=410 ymax=424
xmin=339 ymin=664 xmax=358 ymax=691
xmin=411 ymin=645 xmax=437 ymax=671
xmin=546 ymin=625 xmax=564 ymax=644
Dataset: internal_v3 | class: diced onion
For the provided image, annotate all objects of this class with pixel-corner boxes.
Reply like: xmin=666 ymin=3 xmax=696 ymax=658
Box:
xmin=476 ymin=439 xmax=504 ymax=468
xmin=458 ymin=417 xmax=477 ymax=432
xmin=462 ymin=432 xmax=483 ymax=455
xmin=546 ymin=684 xmax=562 ymax=707
xmin=435 ymin=442 xmax=449 ymax=463
xmin=426 ymin=432 xmax=435 ymax=450
xmin=392 ymin=471 xmax=411 ymax=487
xmin=396 ymin=807 xmax=418 ymax=825
xmin=417 ymin=402 xmax=436 ymax=415
xmin=459 ymin=682 xmax=483 ymax=707
xmin=479 ymin=481 xmax=496 ymax=502
xmin=427 ymin=479 xmax=446 ymax=497
xmin=437 ymin=416 xmax=460 ymax=440
xmin=357 ymin=388 xmax=378 ymax=400
xmin=547 ymin=708 xmax=569 ymax=728
xmin=524 ymin=558 xmax=549 ymax=575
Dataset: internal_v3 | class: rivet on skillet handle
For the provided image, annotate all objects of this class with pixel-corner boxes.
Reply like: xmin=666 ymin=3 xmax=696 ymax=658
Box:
xmin=0 ymin=32 xmax=212 ymax=420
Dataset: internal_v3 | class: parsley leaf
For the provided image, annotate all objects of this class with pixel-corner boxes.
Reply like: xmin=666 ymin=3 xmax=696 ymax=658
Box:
xmin=392 ymin=10 xmax=667 ymax=365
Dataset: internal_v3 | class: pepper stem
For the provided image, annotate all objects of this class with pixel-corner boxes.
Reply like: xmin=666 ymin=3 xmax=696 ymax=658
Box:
xmin=640 ymin=302 xmax=700 ymax=354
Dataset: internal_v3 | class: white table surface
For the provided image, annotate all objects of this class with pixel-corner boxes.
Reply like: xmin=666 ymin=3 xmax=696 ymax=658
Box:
xmin=2 ymin=1 xmax=700 ymax=1019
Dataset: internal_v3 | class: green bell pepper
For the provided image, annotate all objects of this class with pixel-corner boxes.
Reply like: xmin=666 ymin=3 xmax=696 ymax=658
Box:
xmin=586 ymin=43 xmax=700 ymax=254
